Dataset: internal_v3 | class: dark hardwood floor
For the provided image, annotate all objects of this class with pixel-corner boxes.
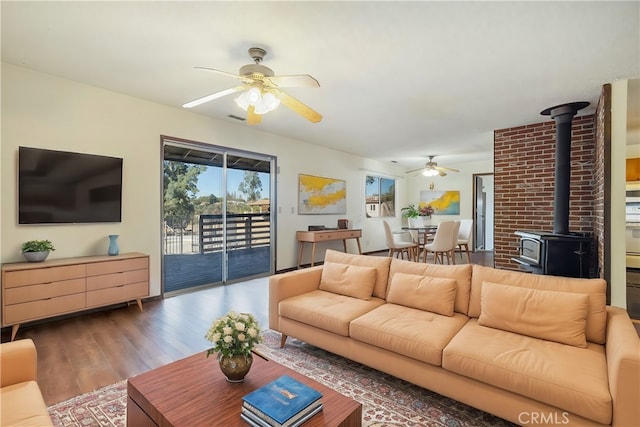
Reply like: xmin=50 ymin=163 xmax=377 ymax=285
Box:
xmin=4 ymin=250 xmax=495 ymax=405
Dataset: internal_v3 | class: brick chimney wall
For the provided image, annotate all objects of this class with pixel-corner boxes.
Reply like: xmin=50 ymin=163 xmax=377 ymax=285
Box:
xmin=493 ymin=115 xmax=597 ymax=271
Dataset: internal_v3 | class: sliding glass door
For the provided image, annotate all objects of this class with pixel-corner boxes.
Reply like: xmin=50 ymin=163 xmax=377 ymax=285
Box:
xmin=162 ymin=137 xmax=275 ymax=295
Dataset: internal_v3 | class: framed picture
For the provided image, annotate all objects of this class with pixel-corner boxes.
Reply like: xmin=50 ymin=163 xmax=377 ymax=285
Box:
xmin=298 ymin=174 xmax=347 ymax=214
xmin=365 ymin=175 xmax=396 ymax=218
xmin=420 ymin=190 xmax=460 ymax=215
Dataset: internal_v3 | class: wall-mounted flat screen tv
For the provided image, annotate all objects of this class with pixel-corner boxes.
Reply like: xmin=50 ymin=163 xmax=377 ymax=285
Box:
xmin=19 ymin=146 xmax=123 ymax=224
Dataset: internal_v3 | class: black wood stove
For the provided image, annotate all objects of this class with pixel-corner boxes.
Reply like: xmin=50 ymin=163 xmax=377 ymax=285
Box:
xmin=512 ymin=102 xmax=595 ymax=278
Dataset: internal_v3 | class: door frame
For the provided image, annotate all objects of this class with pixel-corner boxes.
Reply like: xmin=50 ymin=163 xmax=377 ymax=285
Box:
xmin=472 ymin=172 xmax=494 ymax=252
xmin=160 ymin=135 xmax=277 ymax=297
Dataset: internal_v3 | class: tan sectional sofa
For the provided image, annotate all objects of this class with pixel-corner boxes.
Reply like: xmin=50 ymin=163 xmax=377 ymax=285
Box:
xmin=269 ymin=250 xmax=640 ymax=426
xmin=0 ymin=338 xmax=53 ymax=426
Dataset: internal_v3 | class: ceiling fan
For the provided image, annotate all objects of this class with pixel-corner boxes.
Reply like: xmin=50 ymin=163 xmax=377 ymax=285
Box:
xmin=406 ymin=156 xmax=460 ymax=177
xmin=182 ymin=47 xmax=322 ymax=125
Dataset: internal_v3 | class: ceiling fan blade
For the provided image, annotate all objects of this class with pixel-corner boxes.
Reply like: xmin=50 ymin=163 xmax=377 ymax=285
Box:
xmin=246 ymin=105 xmax=262 ymax=125
xmin=405 ymin=167 xmax=425 ymax=174
xmin=275 ymin=90 xmax=322 ymax=123
xmin=194 ymin=67 xmax=254 ymax=83
xmin=438 ymin=170 xmax=447 ymax=177
xmin=182 ymin=86 xmax=246 ymax=109
xmin=437 ymin=166 xmax=460 ymax=173
xmin=265 ymin=74 xmax=320 ymax=88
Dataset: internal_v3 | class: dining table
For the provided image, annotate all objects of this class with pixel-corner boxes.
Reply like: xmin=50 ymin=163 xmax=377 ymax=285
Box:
xmin=402 ymin=225 xmax=438 ymax=242
xmin=401 ymin=224 xmax=439 ymax=261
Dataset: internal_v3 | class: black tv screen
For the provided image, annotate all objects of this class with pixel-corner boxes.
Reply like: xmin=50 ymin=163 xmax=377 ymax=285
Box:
xmin=18 ymin=147 xmax=123 ymax=224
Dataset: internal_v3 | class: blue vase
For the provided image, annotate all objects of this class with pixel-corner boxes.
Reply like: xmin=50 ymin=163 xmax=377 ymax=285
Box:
xmin=108 ymin=235 xmax=119 ymax=256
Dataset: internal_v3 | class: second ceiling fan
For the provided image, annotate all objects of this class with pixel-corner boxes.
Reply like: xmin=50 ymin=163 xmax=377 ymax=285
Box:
xmin=406 ymin=156 xmax=459 ymax=177
xmin=183 ymin=47 xmax=322 ymax=125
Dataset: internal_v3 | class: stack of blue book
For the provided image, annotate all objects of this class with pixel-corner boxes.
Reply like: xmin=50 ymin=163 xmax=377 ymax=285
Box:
xmin=241 ymin=375 xmax=323 ymax=427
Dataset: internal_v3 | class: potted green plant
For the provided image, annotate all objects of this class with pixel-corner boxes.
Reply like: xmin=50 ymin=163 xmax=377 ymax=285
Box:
xmin=21 ymin=240 xmax=55 ymax=262
xmin=401 ymin=204 xmax=420 ymax=218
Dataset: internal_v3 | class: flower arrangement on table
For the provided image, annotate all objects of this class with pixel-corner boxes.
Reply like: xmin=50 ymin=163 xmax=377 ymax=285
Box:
xmin=418 ymin=204 xmax=435 ymax=217
xmin=401 ymin=203 xmax=434 ymax=218
xmin=205 ymin=311 xmax=263 ymax=358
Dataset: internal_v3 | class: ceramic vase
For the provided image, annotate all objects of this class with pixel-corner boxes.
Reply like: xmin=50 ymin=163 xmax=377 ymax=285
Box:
xmin=108 ymin=235 xmax=119 ymax=256
xmin=23 ymin=251 xmax=49 ymax=262
xmin=218 ymin=353 xmax=253 ymax=382
xmin=408 ymin=217 xmax=424 ymax=228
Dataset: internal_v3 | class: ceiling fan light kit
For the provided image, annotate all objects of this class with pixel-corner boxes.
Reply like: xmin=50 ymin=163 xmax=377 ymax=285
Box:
xmin=183 ymin=47 xmax=322 ymax=125
xmin=234 ymin=87 xmax=280 ymax=114
xmin=422 ymin=168 xmax=440 ymax=177
xmin=406 ymin=155 xmax=460 ymax=177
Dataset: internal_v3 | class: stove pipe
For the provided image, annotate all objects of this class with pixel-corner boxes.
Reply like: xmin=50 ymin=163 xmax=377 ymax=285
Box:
xmin=540 ymin=101 xmax=589 ymax=235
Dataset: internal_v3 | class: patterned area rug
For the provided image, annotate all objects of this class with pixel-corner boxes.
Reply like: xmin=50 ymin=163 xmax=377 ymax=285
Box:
xmin=48 ymin=381 xmax=126 ymax=427
xmin=48 ymin=330 xmax=515 ymax=427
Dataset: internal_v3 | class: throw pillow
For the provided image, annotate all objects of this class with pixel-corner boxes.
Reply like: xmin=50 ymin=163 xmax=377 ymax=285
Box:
xmin=386 ymin=272 xmax=457 ymax=316
xmin=319 ymin=262 xmax=377 ymax=300
xmin=478 ymin=281 xmax=589 ymax=348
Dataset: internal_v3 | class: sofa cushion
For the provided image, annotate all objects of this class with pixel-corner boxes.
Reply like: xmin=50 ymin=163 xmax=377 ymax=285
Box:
xmin=279 ymin=290 xmax=385 ymax=336
xmin=319 ymin=262 xmax=377 ymax=300
xmin=469 ymin=265 xmax=607 ymax=344
xmin=387 ymin=272 xmax=457 ymax=316
xmin=443 ymin=319 xmax=611 ymax=425
xmin=0 ymin=381 xmax=53 ymax=427
xmin=389 ymin=259 xmax=472 ymax=315
xmin=350 ymin=303 xmax=469 ymax=366
xmin=324 ymin=250 xmax=392 ymax=299
xmin=479 ymin=281 xmax=589 ymax=348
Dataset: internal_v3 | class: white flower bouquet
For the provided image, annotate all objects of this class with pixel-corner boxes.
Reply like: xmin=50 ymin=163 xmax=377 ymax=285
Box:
xmin=205 ymin=311 xmax=262 ymax=358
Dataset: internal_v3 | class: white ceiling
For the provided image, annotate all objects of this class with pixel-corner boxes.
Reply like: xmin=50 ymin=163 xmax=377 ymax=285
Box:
xmin=2 ymin=1 xmax=639 ymax=170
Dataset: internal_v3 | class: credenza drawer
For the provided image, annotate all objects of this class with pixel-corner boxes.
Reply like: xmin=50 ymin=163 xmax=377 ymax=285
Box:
xmin=4 ymin=278 xmax=86 ymax=305
xmin=3 ymin=264 xmax=86 ymax=288
xmin=86 ymin=269 xmax=149 ymax=291
xmin=4 ymin=293 xmax=86 ymax=325
xmin=2 ymin=253 xmax=149 ymax=340
xmin=86 ymin=281 xmax=148 ymax=308
xmin=86 ymin=257 xmax=148 ymax=276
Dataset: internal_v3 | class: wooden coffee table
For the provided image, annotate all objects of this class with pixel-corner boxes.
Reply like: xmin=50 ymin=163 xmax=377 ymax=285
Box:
xmin=127 ymin=350 xmax=362 ymax=426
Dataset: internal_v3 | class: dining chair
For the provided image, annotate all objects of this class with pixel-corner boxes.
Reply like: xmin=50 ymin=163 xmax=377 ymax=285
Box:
xmin=406 ymin=217 xmax=424 ymax=261
xmin=422 ymin=220 xmax=460 ymax=264
xmin=383 ymin=220 xmax=418 ymax=261
xmin=456 ymin=219 xmax=473 ymax=263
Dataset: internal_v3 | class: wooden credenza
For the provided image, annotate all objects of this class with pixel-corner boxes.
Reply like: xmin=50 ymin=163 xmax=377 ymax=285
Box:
xmin=1 ymin=252 xmax=149 ymax=340
xmin=296 ymin=229 xmax=362 ymax=268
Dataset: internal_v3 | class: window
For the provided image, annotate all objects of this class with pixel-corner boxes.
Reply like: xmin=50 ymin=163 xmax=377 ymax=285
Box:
xmin=365 ymin=175 xmax=395 ymax=218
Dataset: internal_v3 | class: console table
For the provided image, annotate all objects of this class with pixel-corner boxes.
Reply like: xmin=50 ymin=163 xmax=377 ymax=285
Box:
xmin=1 ymin=252 xmax=149 ymax=340
xmin=296 ymin=229 xmax=362 ymax=268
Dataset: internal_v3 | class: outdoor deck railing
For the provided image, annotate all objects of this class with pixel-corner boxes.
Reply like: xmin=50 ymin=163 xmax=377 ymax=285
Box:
xmin=164 ymin=213 xmax=271 ymax=255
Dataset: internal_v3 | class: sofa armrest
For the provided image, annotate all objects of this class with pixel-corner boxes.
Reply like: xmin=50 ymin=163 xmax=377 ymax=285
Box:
xmin=269 ymin=266 xmax=324 ymax=330
xmin=605 ymin=306 xmax=640 ymax=427
xmin=0 ymin=338 xmax=37 ymax=387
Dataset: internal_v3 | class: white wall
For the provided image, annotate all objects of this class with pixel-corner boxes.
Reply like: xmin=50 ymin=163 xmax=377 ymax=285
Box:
xmin=405 ymin=158 xmax=495 ymax=249
xmin=1 ymin=63 xmax=408 ymax=296
xmin=611 ymin=80 xmax=629 ymax=308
